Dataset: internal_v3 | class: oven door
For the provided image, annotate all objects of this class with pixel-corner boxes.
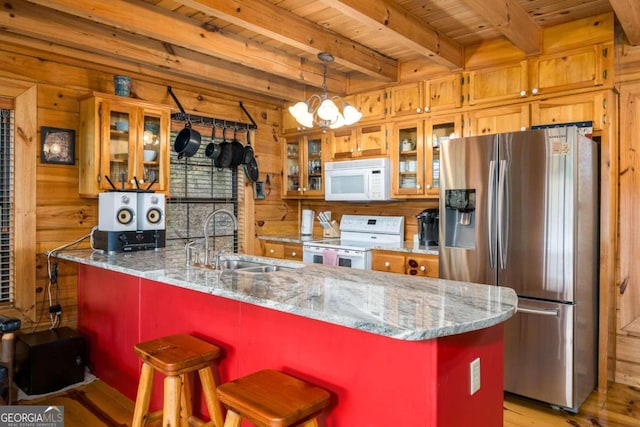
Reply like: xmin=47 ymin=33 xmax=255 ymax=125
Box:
xmin=302 ymin=245 xmax=369 ymax=269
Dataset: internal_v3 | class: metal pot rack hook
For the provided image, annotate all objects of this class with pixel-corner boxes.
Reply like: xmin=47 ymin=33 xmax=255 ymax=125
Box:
xmin=239 ymin=101 xmax=258 ymax=130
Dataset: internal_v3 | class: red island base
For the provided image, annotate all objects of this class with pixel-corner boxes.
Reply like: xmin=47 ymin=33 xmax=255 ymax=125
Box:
xmin=77 ymin=264 xmax=504 ymax=426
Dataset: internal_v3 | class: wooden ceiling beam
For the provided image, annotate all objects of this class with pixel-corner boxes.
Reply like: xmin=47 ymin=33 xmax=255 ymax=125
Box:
xmin=608 ymin=0 xmax=640 ymax=45
xmin=0 ymin=1 xmax=307 ymax=100
xmin=320 ymin=0 xmax=464 ymax=69
xmin=22 ymin=0 xmax=346 ymax=92
xmin=460 ymin=0 xmax=542 ymax=55
xmin=173 ymin=0 xmax=397 ymax=82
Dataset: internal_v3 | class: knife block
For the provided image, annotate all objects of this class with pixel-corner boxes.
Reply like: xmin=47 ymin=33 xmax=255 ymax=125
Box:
xmin=323 ymin=221 xmax=340 ymax=238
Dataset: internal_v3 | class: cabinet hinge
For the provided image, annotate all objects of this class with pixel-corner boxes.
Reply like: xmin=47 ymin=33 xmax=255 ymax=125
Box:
xmin=603 ymin=69 xmax=608 ymax=80
xmin=385 ymin=91 xmax=389 ymax=99
xmin=602 ymin=47 xmax=608 ymax=58
xmin=461 ymin=76 xmax=465 ymax=85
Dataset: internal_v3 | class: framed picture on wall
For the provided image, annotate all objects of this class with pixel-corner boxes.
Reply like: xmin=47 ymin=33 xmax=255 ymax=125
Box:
xmin=41 ymin=126 xmax=75 ymax=165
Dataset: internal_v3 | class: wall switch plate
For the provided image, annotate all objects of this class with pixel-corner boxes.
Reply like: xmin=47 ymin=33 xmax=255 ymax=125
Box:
xmin=470 ymin=357 xmax=481 ymax=395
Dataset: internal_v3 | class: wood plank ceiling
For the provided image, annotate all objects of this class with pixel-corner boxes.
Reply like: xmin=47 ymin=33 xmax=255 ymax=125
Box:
xmin=0 ymin=0 xmax=634 ymax=103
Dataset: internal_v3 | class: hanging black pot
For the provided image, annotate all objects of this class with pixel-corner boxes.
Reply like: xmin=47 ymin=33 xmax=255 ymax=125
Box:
xmin=242 ymin=128 xmax=255 ymax=165
xmin=243 ymin=157 xmax=259 ymax=182
xmin=230 ymin=128 xmax=245 ymax=167
xmin=218 ymin=127 xmax=233 ymax=168
xmin=205 ymin=127 xmax=221 ymax=160
xmin=174 ymin=122 xmax=201 ymax=159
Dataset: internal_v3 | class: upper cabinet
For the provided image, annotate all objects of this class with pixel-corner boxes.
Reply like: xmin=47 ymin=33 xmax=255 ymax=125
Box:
xmin=465 ymin=104 xmax=530 ymax=136
xmin=387 ymin=75 xmax=463 ymax=118
xmin=388 ymin=82 xmax=424 ymax=117
xmin=355 ymin=90 xmax=386 ymax=122
xmin=79 ymin=93 xmax=171 ymax=197
xmin=465 ymin=61 xmax=529 ymax=105
xmin=424 ymin=74 xmax=463 ymax=112
xmin=529 ymin=43 xmax=613 ymax=97
xmin=390 ymin=114 xmax=461 ymax=198
xmin=283 ymin=133 xmax=326 ymax=199
xmin=330 ymin=124 xmax=387 ymax=160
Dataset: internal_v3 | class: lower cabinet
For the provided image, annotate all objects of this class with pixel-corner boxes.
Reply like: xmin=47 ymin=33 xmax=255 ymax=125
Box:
xmin=262 ymin=240 xmax=303 ymax=261
xmin=372 ymin=250 xmax=439 ymax=278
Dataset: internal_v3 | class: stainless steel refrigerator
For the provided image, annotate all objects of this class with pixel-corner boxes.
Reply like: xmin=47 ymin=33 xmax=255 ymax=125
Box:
xmin=438 ymin=127 xmax=598 ymax=412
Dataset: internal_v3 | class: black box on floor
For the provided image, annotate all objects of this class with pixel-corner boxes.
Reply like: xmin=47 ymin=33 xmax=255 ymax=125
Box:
xmin=15 ymin=327 xmax=86 ymax=395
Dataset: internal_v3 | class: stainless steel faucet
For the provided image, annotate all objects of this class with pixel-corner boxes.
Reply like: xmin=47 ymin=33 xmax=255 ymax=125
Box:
xmin=203 ymin=209 xmax=238 ymax=266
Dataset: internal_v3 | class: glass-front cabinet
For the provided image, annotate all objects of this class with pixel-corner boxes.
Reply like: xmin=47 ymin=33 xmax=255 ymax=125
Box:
xmin=391 ymin=121 xmax=425 ymax=197
xmin=283 ymin=133 xmax=325 ymax=198
xmin=391 ymin=115 xmax=461 ymax=198
xmin=79 ymin=93 xmax=170 ymax=197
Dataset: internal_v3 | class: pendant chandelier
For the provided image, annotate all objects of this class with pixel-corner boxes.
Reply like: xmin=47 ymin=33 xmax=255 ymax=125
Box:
xmin=288 ymin=52 xmax=362 ymax=131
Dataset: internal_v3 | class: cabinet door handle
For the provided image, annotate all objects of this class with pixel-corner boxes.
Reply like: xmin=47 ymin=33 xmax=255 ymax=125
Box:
xmin=420 ymin=265 xmax=426 ymax=272
xmin=532 ymin=87 xmax=539 ymax=95
xmin=384 ymin=261 xmax=390 ymax=268
xmin=291 ymin=251 xmax=297 ymax=257
xmin=269 ymin=249 xmax=275 ymax=254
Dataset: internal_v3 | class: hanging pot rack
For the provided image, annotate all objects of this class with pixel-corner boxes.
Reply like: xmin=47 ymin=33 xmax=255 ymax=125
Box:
xmin=167 ymin=86 xmax=258 ymax=131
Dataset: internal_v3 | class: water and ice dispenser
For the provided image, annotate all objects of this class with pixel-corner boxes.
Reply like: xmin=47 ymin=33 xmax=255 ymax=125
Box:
xmin=444 ymin=189 xmax=476 ymax=249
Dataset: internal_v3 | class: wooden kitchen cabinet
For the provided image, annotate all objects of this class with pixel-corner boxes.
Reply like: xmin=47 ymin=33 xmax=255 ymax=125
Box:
xmin=465 ymin=61 xmax=529 ymax=105
xmin=372 ymin=250 xmax=439 ymax=278
xmin=262 ymin=240 xmax=302 ymax=261
xmin=79 ymin=92 xmax=171 ymax=197
xmin=529 ymin=43 xmax=613 ymax=97
xmin=391 ymin=114 xmax=460 ymax=198
xmin=424 ymin=74 xmax=463 ymax=113
xmin=355 ymin=89 xmax=386 ymax=122
xmin=330 ymin=124 xmax=387 ymax=160
xmin=530 ymin=90 xmax=612 ymax=130
xmin=388 ymin=82 xmax=424 ymax=117
xmin=405 ymin=254 xmax=439 ymax=278
xmin=283 ymin=133 xmax=326 ymax=198
xmin=372 ymin=251 xmax=406 ymax=274
xmin=465 ymin=104 xmax=530 ymax=136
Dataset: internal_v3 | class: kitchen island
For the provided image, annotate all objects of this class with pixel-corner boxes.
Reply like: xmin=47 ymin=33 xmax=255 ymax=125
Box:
xmin=53 ymin=248 xmax=517 ymax=426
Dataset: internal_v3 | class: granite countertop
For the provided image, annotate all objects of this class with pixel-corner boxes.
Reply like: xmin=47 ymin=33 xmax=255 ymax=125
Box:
xmin=52 ymin=248 xmax=516 ymax=341
xmin=258 ymin=234 xmax=439 ymax=255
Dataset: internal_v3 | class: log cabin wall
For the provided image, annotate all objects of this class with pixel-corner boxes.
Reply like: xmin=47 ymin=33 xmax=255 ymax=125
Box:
xmin=0 ymin=10 xmax=637 ymax=391
xmin=0 ymin=43 xmax=283 ymax=332
xmin=614 ymin=26 xmax=640 ymax=388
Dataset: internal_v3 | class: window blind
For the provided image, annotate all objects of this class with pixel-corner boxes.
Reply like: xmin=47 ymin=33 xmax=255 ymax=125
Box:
xmin=0 ymin=109 xmax=14 ymax=303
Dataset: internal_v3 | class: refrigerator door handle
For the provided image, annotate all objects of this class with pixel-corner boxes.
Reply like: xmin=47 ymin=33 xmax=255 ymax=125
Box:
xmin=487 ymin=160 xmax=497 ymax=269
xmin=498 ymin=159 xmax=508 ymax=269
xmin=517 ymin=306 xmax=560 ymax=317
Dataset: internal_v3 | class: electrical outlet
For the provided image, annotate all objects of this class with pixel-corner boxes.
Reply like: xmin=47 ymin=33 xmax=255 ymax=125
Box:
xmin=470 ymin=357 xmax=481 ymax=395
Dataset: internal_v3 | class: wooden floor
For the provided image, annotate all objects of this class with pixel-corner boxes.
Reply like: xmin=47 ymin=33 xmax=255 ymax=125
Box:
xmin=17 ymin=380 xmax=640 ymax=426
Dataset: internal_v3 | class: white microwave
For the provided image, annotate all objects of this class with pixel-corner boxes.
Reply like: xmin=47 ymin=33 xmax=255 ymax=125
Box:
xmin=324 ymin=158 xmax=392 ymax=201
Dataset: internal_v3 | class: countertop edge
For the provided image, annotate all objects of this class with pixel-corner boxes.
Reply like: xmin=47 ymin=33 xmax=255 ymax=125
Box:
xmin=52 ymin=249 xmax=516 ymax=341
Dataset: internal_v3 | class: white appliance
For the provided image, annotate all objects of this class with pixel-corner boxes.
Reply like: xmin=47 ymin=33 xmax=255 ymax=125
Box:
xmin=324 ymin=158 xmax=392 ymax=201
xmin=303 ymin=215 xmax=404 ymax=269
xmin=301 ymin=209 xmax=314 ymax=236
xmin=98 ymin=192 xmax=137 ymax=231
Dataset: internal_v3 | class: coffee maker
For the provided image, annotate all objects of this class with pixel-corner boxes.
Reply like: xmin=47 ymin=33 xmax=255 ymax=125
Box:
xmin=416 ymin=208 xmax=439 ymax=247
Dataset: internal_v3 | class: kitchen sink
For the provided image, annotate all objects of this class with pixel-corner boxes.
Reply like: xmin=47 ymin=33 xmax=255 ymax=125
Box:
xmin=218 ymin=260 xmax=265 ymax=270
xmin=235 ymin=265 xmax=282 ymax=273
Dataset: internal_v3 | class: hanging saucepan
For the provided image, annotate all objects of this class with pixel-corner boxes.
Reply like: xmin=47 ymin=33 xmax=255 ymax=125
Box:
xmin=205 ymin=126 xmax=221 ymax=160
xmin=243 ymin=157 xmax=259 ymax=182
xmin=218 ymin=126 xmax=233 ymax=168
xmin=230 ymin=128 xmax=245 ymax=167
xmin=168 ymin=86 xmax=201 ymax=159
xmin=242 ymin=128 xmax=255 ymax=165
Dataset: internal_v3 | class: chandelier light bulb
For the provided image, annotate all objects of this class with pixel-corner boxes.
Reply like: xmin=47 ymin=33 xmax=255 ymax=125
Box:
xmin=343 ymin=104 xmax=363 ymax=126
xmin=317 ymin=98 xmax=339 ymax=121
xmin=287 ymin=52 xmax=362 ymax=130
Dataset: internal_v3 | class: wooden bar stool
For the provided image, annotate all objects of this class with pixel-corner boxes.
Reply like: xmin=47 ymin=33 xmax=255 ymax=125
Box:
xmin=216 ymin=369 xmax=331 ymax=427
xmin=132 ymin=334 xmax=224 ymax=427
